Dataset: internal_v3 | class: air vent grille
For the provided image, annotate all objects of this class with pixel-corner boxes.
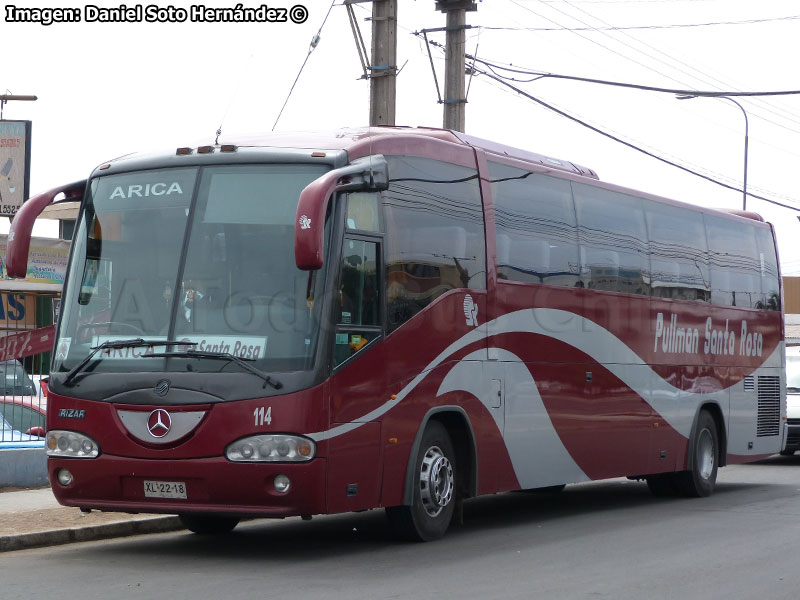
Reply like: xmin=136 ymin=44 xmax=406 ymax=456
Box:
xmin=743 ymin=376 xmax=755 ymax=392
xmin=756 ymin=376 xmax=781 ymax=437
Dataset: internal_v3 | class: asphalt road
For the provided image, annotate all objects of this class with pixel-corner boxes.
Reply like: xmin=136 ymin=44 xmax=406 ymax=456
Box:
xmin=5 ymin=455 xmax=800 ymax=600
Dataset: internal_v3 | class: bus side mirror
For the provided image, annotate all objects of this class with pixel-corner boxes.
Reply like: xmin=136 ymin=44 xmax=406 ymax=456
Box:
xmin=6 ymin=180 xmax=86 ymax=278
xmin=295 ymin=156 xmax=388 ymax=271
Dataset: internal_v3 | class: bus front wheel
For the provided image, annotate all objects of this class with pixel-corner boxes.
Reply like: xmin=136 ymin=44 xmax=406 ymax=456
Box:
xmin=386 ymin=421 xmax=457 ymax=542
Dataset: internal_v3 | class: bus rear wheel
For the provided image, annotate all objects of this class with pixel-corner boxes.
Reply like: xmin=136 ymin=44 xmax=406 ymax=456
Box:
xmin=675 ymin=410 xmax=719 ymax=497
xmin=179 ymin=514 xmax=240 ymax=535
xmin=386 ymin=421 xmax=457 ymax=542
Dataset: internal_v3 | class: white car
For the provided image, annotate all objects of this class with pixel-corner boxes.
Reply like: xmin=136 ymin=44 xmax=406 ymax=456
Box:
xmin=783 ymin=346 xmax=800 ymax=455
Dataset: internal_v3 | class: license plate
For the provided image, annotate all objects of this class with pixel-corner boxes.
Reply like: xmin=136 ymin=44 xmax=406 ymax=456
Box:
xmin=144 ymin=480 xmax=187 ymax=499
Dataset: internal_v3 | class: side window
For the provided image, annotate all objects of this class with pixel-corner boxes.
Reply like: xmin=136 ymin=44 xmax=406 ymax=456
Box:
xmin=334 ymin=238 xmax=380 ymax=366
xmin=754 ymin=226 xmax=780 ymax=310
xmin=705 ymin=214 xmax=761 ymax=308
xmin=645 ymin=201 xmax=710 ymax=302
xmin=346 ymin=192 xmax=380 ymax=232
xmin=573 ymin=183 xmax=650 ymax=295
xmin=383 ymin=156 xmax=485 ymax=332
xmin=1 ymin=403 xmax=44 ymax=433
xmin=490 ymin=162 xmax=580 ymax=286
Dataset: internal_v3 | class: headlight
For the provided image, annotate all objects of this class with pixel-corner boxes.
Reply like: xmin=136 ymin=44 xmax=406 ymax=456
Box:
xmin=226 ymin=434 xmax=315 ymax=462
xmin=46 ymin=430 xmax=100 ymax=458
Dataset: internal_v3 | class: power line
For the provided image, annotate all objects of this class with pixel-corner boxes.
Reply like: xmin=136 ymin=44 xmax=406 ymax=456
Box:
xmin=503 ymin=0 xmax=692 ymax=90
xmin=502 ymin=0 xmax=800 ymax=134
xmin=551 ymin=0 xmax=800 ymax=135
xmin=481 ymin=14 xmax=800 ymax=31
xmin=416 ymin=36 xmax=800 ymax=98
xmin=467 ymin=62 xmax=800 ymax=212
xmin=537 ymin=0 xmax=723 ymax=3
xmin=272 ymin=0 xmax=337 ymax=131
xmin=416 ymin=32 xmax=800 ymax=204
xmin=465 ymin=55 xmax=800 ymax=97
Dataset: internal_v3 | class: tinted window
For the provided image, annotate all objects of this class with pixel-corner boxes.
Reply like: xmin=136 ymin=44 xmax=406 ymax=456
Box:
xmin=338 ymin=239 xmax=380 ymax=327
xmin=573 ymin=183 xmax=650 ymax=295
xmin=334 ymin=238 xmax=380 ymax=366
xmin=490 ymin=163 xmax=580 ymax=286
xmin=383 ymin=156 xmax=485 ymax=332
xmin=645 ymin=201 xmax=710 ymax=301
xmin=754 ymin=226 xmax=780 ymax=310
xmin=705 ymin=214 xmax=761 ymax=308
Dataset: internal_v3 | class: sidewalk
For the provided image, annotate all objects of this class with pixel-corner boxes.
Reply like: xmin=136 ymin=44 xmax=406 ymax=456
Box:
xmin=0 ymin=486 xmax=184 ymax=552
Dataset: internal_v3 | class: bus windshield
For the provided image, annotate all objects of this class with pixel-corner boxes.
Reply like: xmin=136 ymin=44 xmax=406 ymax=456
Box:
xmin=54 ymin=163 xmax=330 ymax=375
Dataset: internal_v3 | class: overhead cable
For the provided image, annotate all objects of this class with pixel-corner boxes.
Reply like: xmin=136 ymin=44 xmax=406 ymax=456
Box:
xmin=272 ymin=0 xmax=337 ymax=131
xmin=480 ymin=14 xmax=800 ymax=31
xmin=468 ymin=63 xmax=800 ymax=211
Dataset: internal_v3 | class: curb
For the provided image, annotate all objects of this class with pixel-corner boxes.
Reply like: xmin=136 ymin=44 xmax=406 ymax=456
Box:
xmin=0 ymin=515 xmax=185 ymax=552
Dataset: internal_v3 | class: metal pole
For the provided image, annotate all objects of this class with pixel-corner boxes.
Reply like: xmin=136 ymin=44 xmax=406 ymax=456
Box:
xmin=369 ymin=0 xmax=397 ymax=126
xmin=676 ymin=94 xmax=749 ymax=210
xmin=720 ymin=97 xmax=750 ymax=211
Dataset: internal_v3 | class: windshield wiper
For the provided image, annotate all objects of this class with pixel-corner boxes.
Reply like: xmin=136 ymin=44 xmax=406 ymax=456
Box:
xmin=148 ymin=349 xmax=283 ymax=390
xmin=63 ymin=338 xmax=198 ymax=387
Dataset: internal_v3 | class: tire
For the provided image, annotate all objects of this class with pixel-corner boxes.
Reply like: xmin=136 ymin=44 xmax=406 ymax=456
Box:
xmin=386 ymin=421 xmax=457 ymax=542
xmin=675 ymin=410 xmax=719 ymax=497
xmin=179 ymin=514 xmax=240 ymax=535
xmin=779 ymin=449 xmax=796 ymax=456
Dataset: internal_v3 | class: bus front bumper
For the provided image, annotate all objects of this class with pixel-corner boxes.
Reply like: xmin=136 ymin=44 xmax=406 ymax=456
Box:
xmin=48 ymin=455 xmax=327 ymax=517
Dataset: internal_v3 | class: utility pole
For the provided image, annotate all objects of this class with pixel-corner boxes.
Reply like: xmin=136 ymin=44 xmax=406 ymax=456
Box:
xmin=436 ymin=1 xmax=477 ymax=132
xmin=368 ymin=0 xmax=397 ymax=126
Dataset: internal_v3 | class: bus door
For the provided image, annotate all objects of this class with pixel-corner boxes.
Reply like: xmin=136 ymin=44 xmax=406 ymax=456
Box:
xmin=327 ymin=226 xmax=386 ymax=513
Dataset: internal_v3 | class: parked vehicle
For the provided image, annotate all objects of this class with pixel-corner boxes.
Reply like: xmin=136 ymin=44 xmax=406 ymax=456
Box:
xmin=0 ymin=359 xmax=47 ymax=439
xmin=0 ymin=396 xmax=46 ymax=438
xmin=782 ymin=346 xmax=800 ymax=455
xmin=0 ymin=411 xmax=41 ymax=443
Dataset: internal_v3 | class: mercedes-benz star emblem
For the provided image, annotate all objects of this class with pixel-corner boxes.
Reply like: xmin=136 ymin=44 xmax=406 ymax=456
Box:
xmin=147 ymin=409 xmax=172 ymax=438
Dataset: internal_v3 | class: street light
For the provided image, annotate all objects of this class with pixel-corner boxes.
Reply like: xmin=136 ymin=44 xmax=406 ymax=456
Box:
xmin=677 ymin=94 xmax=749 ymax=211
xmin=0 ymin=94 xmax=38 ymax=120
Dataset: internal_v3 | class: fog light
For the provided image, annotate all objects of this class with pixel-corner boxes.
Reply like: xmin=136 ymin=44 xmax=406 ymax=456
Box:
xmin=57 ymin=469 xmax=74 ymax=486
xmin=274 ymin=474 xmax=291 ymax=494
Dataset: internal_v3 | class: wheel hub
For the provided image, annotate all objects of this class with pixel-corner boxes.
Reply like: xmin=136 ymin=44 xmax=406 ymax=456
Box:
xmin=697 ymin=429 xmax=715 ymax=480
xmin=419 ymin=445 xmax=454 ymax=517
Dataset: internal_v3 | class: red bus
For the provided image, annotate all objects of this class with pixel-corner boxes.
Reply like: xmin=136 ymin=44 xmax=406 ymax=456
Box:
xmin=7 ymin=127 xmax=785 ymax=541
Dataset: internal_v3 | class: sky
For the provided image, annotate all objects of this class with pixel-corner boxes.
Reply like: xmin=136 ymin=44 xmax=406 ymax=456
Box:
xmin=3 ymin=0 xmax=800 ymax=272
